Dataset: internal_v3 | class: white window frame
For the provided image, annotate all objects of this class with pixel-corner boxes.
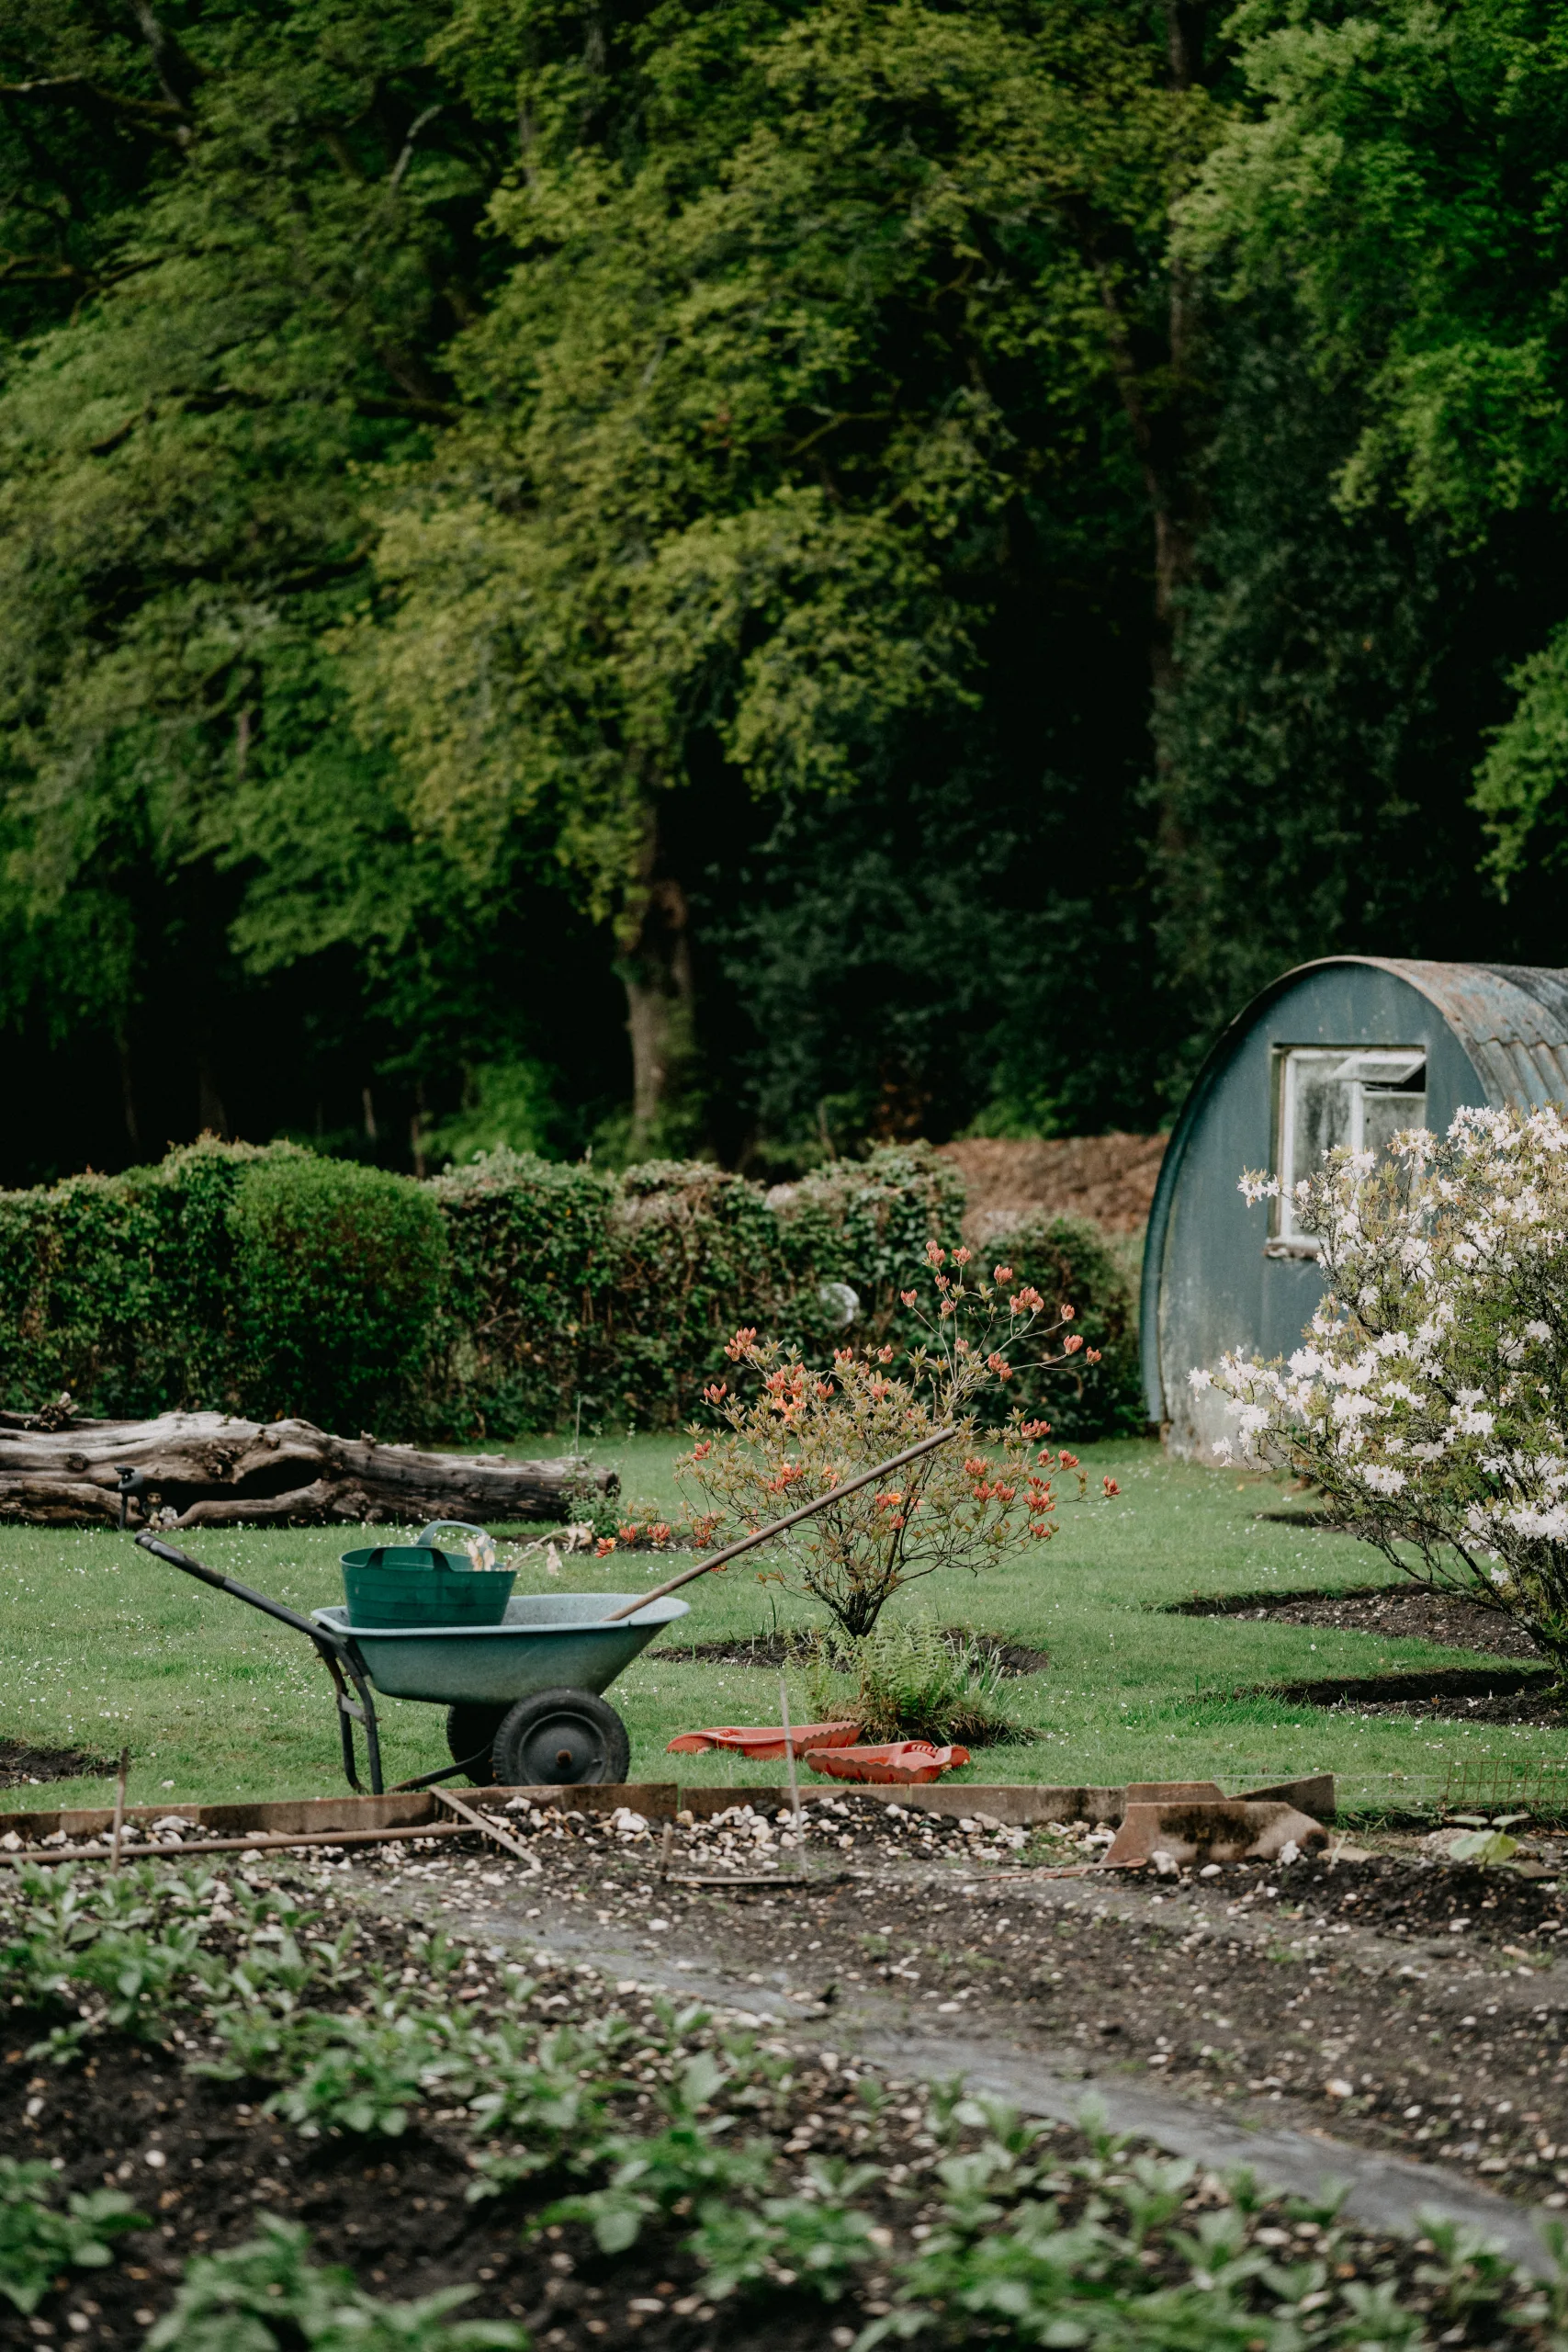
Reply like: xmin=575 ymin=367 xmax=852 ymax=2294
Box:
xmin=1273 ymin=1046 xmax=1427 ymax=1248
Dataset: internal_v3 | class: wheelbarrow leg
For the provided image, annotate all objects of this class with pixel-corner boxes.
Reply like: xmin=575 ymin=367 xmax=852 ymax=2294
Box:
xmin=322 ymin=1649 xmax=384 ymax=1797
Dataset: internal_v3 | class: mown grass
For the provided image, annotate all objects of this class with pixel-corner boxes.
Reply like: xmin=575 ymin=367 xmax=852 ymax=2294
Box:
xmin=2 ymin=1433 xmax=1560 ymax=1817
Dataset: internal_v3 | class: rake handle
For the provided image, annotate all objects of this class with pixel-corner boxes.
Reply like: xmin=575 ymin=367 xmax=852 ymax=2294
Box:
xmin=599 ymin=1425 xmax=958 ymax=1622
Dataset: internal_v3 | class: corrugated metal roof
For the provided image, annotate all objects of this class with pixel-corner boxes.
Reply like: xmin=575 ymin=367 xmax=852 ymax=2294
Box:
xmin=1314 ymin=958 xmax=1568 ymax=1112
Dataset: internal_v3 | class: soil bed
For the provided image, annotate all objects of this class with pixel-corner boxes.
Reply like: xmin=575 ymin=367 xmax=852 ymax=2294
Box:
xmin=656 ymin=1630 xmax=1050 ymax=1676
xmin=0 ymin=1738 xmax=114 ymax=1789
xmin=356 ymin=1794 xmax=1568 ymax=2206
xmin=11 ymin=1802 xmax=1568 ymax=2352
xmin=1171 ymin=1581 xmax=1543 ymax=1659
xmin=1306 ymin=1680 xmax=1568 ymax=1726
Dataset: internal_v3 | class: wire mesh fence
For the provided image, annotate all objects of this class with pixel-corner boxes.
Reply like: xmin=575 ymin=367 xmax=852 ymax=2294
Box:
xmin=1439 ymin=1754 xmax=1568 ymax=1818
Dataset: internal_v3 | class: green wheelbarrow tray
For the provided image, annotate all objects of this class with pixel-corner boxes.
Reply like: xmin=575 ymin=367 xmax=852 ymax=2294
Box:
xmin=310 ymin=1592 xmax=690 ymax=1705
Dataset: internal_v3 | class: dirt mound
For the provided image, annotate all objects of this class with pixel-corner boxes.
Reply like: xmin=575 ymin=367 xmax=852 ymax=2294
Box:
xmin=939 ymin=1133 xmax=1167 ymax=1238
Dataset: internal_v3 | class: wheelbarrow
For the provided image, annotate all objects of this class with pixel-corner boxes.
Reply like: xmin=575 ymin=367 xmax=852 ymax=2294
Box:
xmin=132 ymin=1423 xmax=957 ymax=1794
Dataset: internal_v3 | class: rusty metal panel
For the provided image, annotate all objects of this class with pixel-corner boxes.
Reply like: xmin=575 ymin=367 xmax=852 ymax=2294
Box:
xmin=1379 ymin=962 xmax=1568 ymax=1108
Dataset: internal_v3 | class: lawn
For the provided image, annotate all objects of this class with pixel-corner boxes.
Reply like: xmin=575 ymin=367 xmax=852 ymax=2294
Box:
xmin=3 ymin=1432 xmax=1559 ymax=1819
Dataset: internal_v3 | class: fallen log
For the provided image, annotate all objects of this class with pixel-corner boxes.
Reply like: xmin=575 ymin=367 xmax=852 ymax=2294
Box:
xmin=0 ymin=1412 xmax=615 ymax=1530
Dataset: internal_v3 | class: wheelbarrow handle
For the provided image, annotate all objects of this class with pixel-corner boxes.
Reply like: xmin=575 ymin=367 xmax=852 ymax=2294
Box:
xmin=133 ymin=1532 xmax=349 ymax=1659
xmin=134 ymin=1531 xmax=387 ymax=1796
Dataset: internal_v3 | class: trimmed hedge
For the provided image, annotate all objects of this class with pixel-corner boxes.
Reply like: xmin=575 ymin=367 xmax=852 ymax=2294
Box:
xmin=966 ymin=1213 xmax=1145 ymax=1442
xmin=0 ymin=1139 xmax=1143 ymax=1440
xmin=231 ymin=1156 xmax=448 ymax=1430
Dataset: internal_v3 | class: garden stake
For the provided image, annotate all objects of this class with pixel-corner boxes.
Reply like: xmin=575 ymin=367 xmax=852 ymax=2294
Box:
xmin=600 ymin=1427 xmax=958 ymax=1622
xmin=0 ymin=1823 xmax=475 ymax=1867
xmin=779 ymin=1674 xmax=804 ymax=1835
xmin=432 ymin=1785 xmax=542 ymax=1872
xmin=108 ymin=1747 xmax=130 ymax=1873
xmin=658 ymin=1821 xmax=674 ymax=1882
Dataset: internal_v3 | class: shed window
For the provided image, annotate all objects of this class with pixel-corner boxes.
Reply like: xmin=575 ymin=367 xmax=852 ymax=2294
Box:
xmin=1274 ymin=1048 xmax=1427 ymax=1246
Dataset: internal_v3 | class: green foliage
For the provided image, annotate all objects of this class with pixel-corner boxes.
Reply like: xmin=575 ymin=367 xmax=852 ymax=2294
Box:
xmin=0 ymin=2161 xmax=143 ymax=2316
xmin=686 ymin=2157 xmax=883 ymax=2301
xmin=1148 ymin=305 xmax=1556 ymax=1089
xmin=145 ymin=2217 xmax=525 ymax=2352
xmin=429 ymin=1139 xmax=977 ymax=1434
xmin=229 ymin=1155 xmax=449 ymax=1428
xmin=1474 ymin=623 xmax=1568 ymax=892
xmin=355 ymin=0 xmax=1204 ymax=925
xmin=254 ymin=2010 xmax=457 ymax=2139
xmin=1179 ymin=0 xmax=1568 ymax=972
xmin=0 ymin=1862 xmax=220 ymax=2038
xmin=542 ymin=2051 xmax=773 ymax=2253
xmin=1183 ymin=0 xmax=1568 ymax=537
xmin=426 ymin=1062 xmax=567 ymax=1166
xmin=969 ymin=1216 xmax=1144 ymax=1442
xmin=0 ymin=1127 xmax=1139 ymax=1439
xmin=5 ymin=0 xmax=1568 ymax=1181
xmin=804 ymin=1616 xmax=1028 ymax=1747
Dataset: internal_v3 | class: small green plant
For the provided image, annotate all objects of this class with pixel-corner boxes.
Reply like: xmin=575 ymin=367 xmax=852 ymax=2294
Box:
xmin=688 ymin=2156 xmax=884 ymax=2301
xmin=262 ymin=2009 xmax=457 ymax=2138
xmin=0 ymin=1864 xmax=219 ymax=2038
xmin=463 ymin=2021 xmax=621 ymax=2191
xmin=542 ymin=2052 xmax=773 ymax=2252
xmin=1445 ymin=1828 xmax=1519 ymax=1865
xmin=805 ymin=1613 xmax=1030 ymax=1745
xmin=145 ymin=2216 xmax=525 ymax=2351
xmin=0 ymin=2159 xmax=143 ymax=2315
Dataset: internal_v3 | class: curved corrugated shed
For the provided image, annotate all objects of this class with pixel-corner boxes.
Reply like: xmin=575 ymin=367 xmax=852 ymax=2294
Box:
xmin=1358 ymin=960 xmax=1568 ymax=1112
xmin=1141 ymin=957 xmax=1568 ymax=1453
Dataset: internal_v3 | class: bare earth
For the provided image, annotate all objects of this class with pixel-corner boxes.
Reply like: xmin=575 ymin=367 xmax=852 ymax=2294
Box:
xmin=936 ymin=1134 xmax=1167 ymax=1239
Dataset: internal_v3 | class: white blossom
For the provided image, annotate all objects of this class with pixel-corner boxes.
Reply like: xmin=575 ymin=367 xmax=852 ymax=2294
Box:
xmin=1193 ymin=1103 xmax=1568 ymax=1669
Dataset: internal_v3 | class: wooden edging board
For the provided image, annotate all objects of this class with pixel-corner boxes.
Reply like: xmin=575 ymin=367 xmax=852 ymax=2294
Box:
xmin=0 ymin=1771 xmax=1333 ymax=1849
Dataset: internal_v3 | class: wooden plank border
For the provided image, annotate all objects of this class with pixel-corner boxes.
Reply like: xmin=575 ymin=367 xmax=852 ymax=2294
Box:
xmin=0 ymin=1773 xmax=1331 ymax=1849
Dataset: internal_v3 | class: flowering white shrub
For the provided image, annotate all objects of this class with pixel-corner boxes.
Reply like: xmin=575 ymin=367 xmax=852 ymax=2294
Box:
xmin=1198 ymin=1104 xmax=1568 ymax=1674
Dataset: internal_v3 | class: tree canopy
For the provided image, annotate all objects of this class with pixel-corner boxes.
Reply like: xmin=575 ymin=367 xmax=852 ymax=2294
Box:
xmin=0 ymin=0 xmax=1562 ymax=1182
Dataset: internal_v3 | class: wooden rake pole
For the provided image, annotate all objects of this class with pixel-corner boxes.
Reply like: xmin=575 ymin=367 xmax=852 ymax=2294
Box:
xmin=108 ymin=1748 xmax=130 ymax=1873
xmin=599 ymin=1426 xmax=958 ymax=1623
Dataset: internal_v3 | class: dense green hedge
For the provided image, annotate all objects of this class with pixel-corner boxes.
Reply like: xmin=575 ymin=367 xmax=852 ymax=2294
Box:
xmin=0 ymin=1139 xmax=1143 ymax=1440
xmin=967 ymin=1213 xmax=1145 ymax=1442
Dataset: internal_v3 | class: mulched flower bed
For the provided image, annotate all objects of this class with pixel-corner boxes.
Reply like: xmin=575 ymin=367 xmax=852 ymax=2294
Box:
xmin=654 ymin=1631 xmax=1051 ymax=1676
xmin=1170 ymin=1581 xmax=1543 ymax=1659
xmin=1316 ymin=1688 xmax=1568 ymax=1726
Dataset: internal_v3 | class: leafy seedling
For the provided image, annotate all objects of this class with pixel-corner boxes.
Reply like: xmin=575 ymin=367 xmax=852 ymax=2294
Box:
xmin=0 ymin=2159 xmax=143 ymax=2315
xmin=144 ymin=2215 xmax=524 ymax=2351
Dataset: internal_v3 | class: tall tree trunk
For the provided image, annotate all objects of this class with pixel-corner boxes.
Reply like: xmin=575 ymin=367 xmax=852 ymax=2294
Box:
xmin=621 ymin=810 xmax=696 ymax=1148
xmin=1080 ymin=0 xmax=1211 ymax=856
xmin=196 ymin=1047 xmax=229 ymax=1138
xmin=115 ymin=1023 xmax=140 ymax=1153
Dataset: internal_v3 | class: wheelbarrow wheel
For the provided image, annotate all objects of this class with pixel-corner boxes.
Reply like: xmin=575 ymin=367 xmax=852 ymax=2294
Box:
xmin=491 ymin=1687 xmax=631 ymax=1788
xmin=446 ymin=1703 xmax=510 ymax=1786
